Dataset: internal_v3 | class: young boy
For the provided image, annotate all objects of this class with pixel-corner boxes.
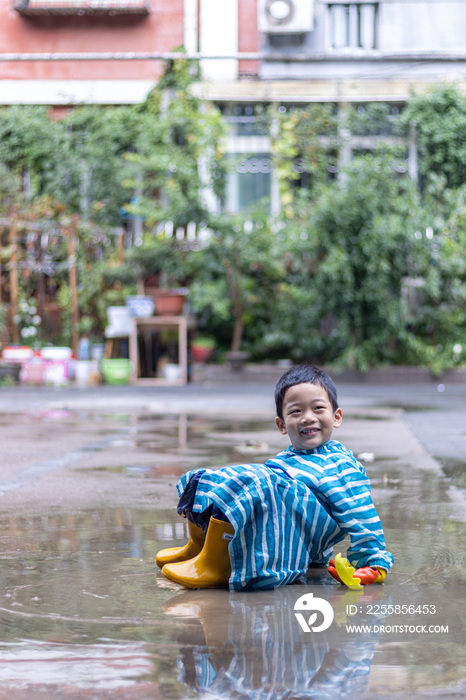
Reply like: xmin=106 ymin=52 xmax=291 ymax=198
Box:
xmin=157 ymin=365 xmax=393 ymax=590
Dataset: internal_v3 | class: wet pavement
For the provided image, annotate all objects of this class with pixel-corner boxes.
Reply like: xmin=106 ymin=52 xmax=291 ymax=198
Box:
xmin=0 ymin=381 xmax=464 ymax=699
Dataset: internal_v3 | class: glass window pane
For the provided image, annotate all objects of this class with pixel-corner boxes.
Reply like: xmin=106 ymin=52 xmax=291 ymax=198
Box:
xmin=225 ymin=155 xmax=271 ymax=213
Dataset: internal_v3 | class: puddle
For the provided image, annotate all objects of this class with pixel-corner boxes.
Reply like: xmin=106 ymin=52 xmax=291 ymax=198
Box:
xmin=159 ymin=583 xmax=465 ymax=698
xmin=0 ymin=505 xmax=464 ymax=698
xmin=74 ymin=414 xmax=279 ymax=479
xmin=438 ymin=458 xmax=466 ymax=494
xmin=131 ymin=414 xmax=276 ymax=463
xmin=0 ymin=410 xmax=465 ymax=697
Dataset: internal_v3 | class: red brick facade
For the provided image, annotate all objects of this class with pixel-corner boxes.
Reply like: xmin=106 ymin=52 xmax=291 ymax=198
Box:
xmin=238 ymin=0 xmax=259 ymax=78
xmin=0 ymin=0 xmax=185 ymax=81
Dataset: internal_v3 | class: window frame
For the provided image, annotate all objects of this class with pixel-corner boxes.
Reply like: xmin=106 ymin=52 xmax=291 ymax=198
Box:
xmin=326 ymin=2 xmax=379 ymax=51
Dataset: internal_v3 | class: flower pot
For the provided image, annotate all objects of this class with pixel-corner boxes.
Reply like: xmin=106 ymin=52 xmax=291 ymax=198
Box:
xmin=101 ymin=359 xmax=132 ymax=385
xmin=75 ymin=359 xmax=93 ymax=387
xmin=225 ymin=351 xmax=249 ymax=371
xmin=153 ymin=289 xmax=186 ymax=316
xmin=126 ymin=296 xmax=155 ymax=318
xmin=0 ymin=362 xmax=22 ymax=383
xmin=161 ymin=363 xmax=181 ymax=380
xmin=43 ymin=360 xmax=70 ymax=387
xmin=191 ymin=343 xmax=215 ymax=363
xmin=2 ymin=346 xmax=34 ymax=363
xmin=20 ymin=358 xmax=45 ymax=385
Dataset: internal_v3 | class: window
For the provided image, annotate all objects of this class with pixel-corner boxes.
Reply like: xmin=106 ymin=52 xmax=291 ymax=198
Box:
xmin=328 ymin=3 xmax=378 ymax=50
xmin=225 ymin=154 xmax=271 ymax=213
xmin=219 ymin=104 xmax=269 ymax=138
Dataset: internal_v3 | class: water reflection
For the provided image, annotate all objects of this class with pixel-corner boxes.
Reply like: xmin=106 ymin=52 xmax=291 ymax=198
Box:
xmin=162 ymin=583 xmax=392 ymax=699
xmin=0 ymin=639 xmax=154 ymax=689
xmin=161 ymin=575 xmax=466 ymax=698
xmin=0 ymin=504 xmax=465 ymax=696
xmin=78 ymin=413 xmax=279 ymax=479
xmin=133 ymin=413 xmax=277 ymax=454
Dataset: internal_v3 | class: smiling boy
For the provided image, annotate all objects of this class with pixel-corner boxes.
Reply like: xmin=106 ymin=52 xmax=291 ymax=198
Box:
xmin=275 ymin=380 xmax=342 ymax=451
xmin=158 ymin=365 xmax=394 ymax=590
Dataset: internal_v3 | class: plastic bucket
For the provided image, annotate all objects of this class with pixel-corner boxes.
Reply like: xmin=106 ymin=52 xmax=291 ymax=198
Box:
xmin=75 ymin=360 xmax=93 ymax=387
xmin=41 ymin=346 xmax=72 ymax=361
xmin=101 ymin=359 xmax=132 ymax=385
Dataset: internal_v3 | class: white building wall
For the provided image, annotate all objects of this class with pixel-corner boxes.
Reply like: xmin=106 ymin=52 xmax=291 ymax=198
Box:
xmin=199 ymin=0 xmax=238 ymax=81
xmin=380 ymin=2 xmax=466 ymax=52
xmin=202 ymin=0 xmax=466 ymax=214
xmin=260 ymin=1 xmax=466 ymax=80
xmin=184 ymin=0 xmax=199 ymax=53
xmin=0 ymin=80 xmax=155 ymax=105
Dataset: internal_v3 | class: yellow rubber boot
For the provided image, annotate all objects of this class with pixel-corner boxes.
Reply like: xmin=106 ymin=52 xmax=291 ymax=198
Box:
xmin=155 ymin=520 xmax=205 ymax=568
xmin=161 ymin=516 xmax=235 ymax=589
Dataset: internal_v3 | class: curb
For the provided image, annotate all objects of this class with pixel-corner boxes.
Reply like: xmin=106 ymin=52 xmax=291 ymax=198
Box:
xmin=192 ymin=363 xmax=466 ymax=385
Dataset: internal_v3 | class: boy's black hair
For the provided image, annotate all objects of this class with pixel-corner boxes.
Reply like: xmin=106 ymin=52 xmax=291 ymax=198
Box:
xmin=274 ymin=365 xmax=339 ymax=418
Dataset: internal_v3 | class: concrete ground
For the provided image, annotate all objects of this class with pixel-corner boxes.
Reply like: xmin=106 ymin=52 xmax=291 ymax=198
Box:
xmin=0 ymin=374 xmax=464 ymax=699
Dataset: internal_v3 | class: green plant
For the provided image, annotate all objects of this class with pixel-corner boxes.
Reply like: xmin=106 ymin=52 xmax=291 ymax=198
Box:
xmin=123 ymin=58 xmax=227 ymax=228
xmin=124 ymin=236 xmax=188 ymax=288
xmin=269 ymin=104 xmax=338 ymax=216
xmin=190 ymin=335 xmax=216 ymax=363
xmin=13 ymin=296 xmax=42 ymax=345
xmin=402 ymin=181 xmax=466 ymax=370
xmin=191 ymin=336 xmax=215 ymax=349
xmin=263 ymin=152 xmax=425 ymax=370
xmin=188 ymin=214 xmax=284 ymax=354
xmin=348 ymin=102 xmax=405 ymax=137
xmin=399 ymin=85 xmax=466 ymax=190
xmin=0 ymin=304 xmax=6 ymax=342
xmin=0 ymin=58 xmax=227 ymax=230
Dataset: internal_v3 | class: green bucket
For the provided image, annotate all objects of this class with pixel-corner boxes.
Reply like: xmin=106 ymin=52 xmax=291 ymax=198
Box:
xmin=101 ymin=359 xmax=132 ymax=385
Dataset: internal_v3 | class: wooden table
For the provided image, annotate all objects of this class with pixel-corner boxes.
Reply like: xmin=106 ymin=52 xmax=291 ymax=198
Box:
xmin=129 ymin=315 xmax=188 ymax=385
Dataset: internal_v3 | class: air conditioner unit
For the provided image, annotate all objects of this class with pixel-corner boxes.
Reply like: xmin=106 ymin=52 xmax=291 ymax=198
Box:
xmin=257 ymin=0 xmax=314 ymax=34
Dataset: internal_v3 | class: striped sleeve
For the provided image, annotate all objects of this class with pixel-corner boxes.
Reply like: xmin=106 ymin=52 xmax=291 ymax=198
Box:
xmin=319 ymin=459 xmax=394 ymax=571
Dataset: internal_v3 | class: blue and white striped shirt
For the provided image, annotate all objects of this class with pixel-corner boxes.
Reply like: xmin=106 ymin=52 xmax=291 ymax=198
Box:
xmin=177 ymin=439 xmax=393 ymax=591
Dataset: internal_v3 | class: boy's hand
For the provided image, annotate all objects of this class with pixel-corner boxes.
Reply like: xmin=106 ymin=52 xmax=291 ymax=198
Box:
xmin=352 ymin=566 xmax=386 ymax=584
xmin=328 ymin=558 xmax=386 ymax=585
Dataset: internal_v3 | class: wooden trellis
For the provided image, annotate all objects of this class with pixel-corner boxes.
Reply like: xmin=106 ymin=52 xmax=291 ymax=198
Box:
xmin=0 ymin=217 xmax=125 ymax=354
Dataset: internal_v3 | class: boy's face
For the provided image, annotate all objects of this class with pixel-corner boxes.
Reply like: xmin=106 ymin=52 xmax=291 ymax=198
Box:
xmin=275 ymin=382 xmax=342 ymax=451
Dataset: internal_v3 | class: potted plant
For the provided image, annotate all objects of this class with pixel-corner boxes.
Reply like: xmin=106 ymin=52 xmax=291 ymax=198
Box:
xmin=191 ymin=336 xmax=216 ymax=363
xmin=152 ymin=288 xmax=187 ymax=316
xmin=125 ymin=238 xmax=188 ymax=316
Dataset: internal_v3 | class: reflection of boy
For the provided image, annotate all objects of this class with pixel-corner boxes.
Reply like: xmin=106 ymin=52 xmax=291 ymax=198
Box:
xmin=164 ymin=586 xmax=393 ymax=699
xmin=157 ymin=365 xmax=394 ymax=590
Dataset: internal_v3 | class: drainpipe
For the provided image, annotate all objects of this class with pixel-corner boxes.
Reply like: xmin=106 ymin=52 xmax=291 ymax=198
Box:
xmin=408 ymin=119 xmax=418 ymax=187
